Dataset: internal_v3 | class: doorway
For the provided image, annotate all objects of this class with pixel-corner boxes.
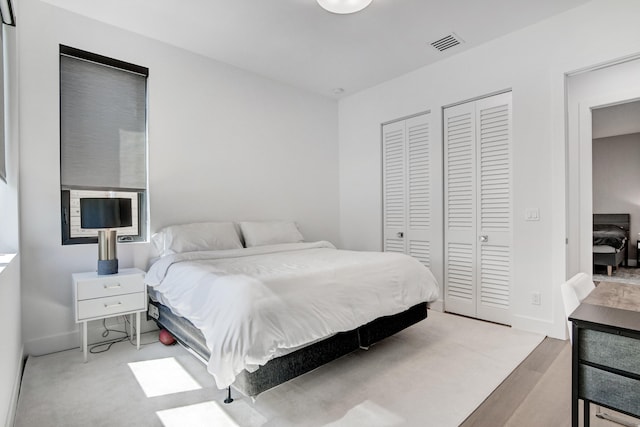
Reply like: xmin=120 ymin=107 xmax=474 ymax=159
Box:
xmin=591 ymin=102 xmax=640 ymax=282
xmin=566 ymin=57 xmax=640 ymax=280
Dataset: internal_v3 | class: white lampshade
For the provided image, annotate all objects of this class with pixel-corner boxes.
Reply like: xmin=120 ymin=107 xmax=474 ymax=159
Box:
xmin=317 ymin=0 xmax=373 ymax=14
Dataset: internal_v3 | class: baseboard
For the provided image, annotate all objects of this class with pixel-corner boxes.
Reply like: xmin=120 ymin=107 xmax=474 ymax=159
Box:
xmin=5 ymin=345 xmax=24 ymax=427
xmin=510 ymin=314 xmax=556 ymax=339
xmin=24 ymin=330 xmax=79 ymax=356
xmin=24 ymin=316 xmax=159 ymax=356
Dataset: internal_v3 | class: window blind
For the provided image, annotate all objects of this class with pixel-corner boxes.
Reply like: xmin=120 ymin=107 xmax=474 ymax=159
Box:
xmin=60 ymin=46 xmax=148 ymax=245
xmin=60 ymin=52 xmax=147 ymax=190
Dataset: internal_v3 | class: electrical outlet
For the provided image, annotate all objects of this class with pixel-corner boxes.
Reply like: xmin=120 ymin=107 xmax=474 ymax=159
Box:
xmin=148 ymin=304 xmax=159 ymax=320
xmin=531 ymin=292 xmax=541 ymax=305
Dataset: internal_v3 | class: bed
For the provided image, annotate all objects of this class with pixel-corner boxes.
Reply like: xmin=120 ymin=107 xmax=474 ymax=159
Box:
xmin=593 ymin=213 xmax=629 ymax=276
xmin=144 ymin=221 xmax=439 ymax=400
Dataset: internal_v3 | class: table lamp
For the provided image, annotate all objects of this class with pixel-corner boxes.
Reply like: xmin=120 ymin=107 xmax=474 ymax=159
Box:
xmin=80 ymin=198 xmax=133 ymax=275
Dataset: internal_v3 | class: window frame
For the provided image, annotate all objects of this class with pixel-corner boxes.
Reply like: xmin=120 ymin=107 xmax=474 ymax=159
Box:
xmin=59 ymin=45 xmax=149 ymax=246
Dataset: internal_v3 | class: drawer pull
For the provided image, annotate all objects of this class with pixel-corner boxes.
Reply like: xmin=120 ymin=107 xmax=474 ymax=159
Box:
xmin=103 ymin=283 xmax=122 ymax=289
xmin=104 ymin=302 xmax=122 ymax=309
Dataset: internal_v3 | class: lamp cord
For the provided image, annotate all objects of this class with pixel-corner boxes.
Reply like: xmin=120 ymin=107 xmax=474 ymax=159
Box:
xmin=89 ymin=316 xmax=158 ymax=354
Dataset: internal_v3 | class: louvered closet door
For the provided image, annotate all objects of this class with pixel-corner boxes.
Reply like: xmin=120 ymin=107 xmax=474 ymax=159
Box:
xmin=382 ymin=113 xmax=432 ymax=268
xmin=444 ymin=102 xmax=477 ymax=318
xmin=444 ymin=92 xmax=512 ymax=325
xmin=405 ymin=115 xmax=431 ymax=267
xmin=383 ymin=121 xmax=406 ymax=253
xmin=475 ymin=93 xmax=512 ymax=325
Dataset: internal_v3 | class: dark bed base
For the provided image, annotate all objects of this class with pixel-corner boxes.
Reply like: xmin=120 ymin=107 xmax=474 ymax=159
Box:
xmin=148 ymin=300 xmax=428 ymax=398
xmin=593 ymin=213 xmax=630 ymax=276
xmin=593 ymin=250 xmax=627 ymax=275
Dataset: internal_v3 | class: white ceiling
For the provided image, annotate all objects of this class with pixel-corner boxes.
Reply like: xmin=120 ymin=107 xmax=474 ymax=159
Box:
xmin=42 ymin=0 xmax=590 ymax=98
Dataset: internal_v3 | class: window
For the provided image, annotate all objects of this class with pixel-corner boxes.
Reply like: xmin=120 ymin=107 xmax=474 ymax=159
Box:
xmin=59 ymin=45 xmax=148 ymax=245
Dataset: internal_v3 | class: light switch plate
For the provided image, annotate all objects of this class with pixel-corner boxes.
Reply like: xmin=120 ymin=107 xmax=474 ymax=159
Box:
xmin=525 ymin=208 xmax=540 ymax=221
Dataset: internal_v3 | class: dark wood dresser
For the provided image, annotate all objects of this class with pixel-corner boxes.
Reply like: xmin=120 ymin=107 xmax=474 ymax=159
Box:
xmin=569 ymin=282 xmax=640 ymax=427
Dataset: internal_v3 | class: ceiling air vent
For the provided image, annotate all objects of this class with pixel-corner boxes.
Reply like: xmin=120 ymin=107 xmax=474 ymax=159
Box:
xmin=430 ymin=33 xmax=464 ymax=52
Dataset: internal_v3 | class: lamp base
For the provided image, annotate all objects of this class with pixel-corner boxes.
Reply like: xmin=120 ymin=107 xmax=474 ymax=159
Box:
xmin=97 ymin=259 xmax=118 ymax=275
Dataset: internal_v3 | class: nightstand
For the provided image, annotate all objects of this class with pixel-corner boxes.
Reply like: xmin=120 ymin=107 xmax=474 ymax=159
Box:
xmin=73 ymin=268 xmax=147 ymax=362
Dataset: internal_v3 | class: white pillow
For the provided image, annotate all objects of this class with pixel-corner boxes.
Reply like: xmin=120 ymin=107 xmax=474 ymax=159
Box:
xmin=152 ymin=222 xmax=243 ymax=256
xmin=239 ymin=221 xmax=304 ymax=248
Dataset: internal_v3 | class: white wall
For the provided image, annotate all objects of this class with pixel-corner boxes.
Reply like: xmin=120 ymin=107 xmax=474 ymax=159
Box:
xmin=0 ymin=256 xmax=21 ymax=427
xmin=338 ymin=0 xmax=640 ymax=338
xmin=0 ymin=23 xmax=22 ymax=427
xmin=593 ymin=133 xmax=640 ymax=264
xmin=18 ymin=0 xmax=339 ymax=355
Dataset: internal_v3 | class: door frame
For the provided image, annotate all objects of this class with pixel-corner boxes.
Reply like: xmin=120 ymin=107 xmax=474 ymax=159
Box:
xmin=566 ymin=57 xmax=640 ymax=280
xmin=572 ymin=94 xmax=640 ymax=276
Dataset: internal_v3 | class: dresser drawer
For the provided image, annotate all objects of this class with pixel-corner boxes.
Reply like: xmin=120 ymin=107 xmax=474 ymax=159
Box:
xmin=580 ymin=329 xmax=640 ymax=376
xmin=77 ymin=292 xmax=146 ymax=320
xmin=580 ymin=364 xmax=640 ymax=417
xmin=76 ymin=274 xmax=144 ymax=301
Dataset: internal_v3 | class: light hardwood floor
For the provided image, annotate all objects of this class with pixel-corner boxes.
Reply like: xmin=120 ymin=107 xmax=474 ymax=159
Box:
xmin=461 ymin=337 xmax=640 ymax=427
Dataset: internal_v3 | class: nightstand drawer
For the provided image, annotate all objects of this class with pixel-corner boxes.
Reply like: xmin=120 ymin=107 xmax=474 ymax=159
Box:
xmin=76 ymin=274 xmax=144 ymax=300
xmin=77 ymin=292 xmax=145 ymax=320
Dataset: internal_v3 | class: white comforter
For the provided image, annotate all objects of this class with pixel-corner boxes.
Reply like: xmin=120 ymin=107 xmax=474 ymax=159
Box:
xmin=145 ymin=241 xmax=439 ymax=389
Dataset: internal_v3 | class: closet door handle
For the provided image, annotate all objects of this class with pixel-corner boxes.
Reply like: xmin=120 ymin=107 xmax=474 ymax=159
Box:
xmin=397 ymin=232 xmax=404 ymax=238
xmin=479 ymin=235 xmax=488 ymax=243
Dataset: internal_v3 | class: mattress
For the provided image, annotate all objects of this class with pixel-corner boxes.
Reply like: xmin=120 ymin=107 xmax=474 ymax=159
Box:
xmin=145 ymin=241 xmax=439 ymax=389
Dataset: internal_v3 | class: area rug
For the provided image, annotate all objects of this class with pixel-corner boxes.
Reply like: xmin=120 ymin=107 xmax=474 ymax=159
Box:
xmin=14 ymin=310 xmax=544 ymax=427
xmin=593 ymin=266 xmax=640 ymax=285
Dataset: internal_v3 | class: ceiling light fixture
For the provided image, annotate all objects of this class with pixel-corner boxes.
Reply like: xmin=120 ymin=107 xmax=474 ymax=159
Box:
xmin=317 ymin=0 xmax=373 ymax=15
